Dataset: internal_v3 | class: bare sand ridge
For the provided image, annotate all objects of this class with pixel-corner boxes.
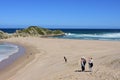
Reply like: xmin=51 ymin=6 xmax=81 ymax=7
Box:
xmin=0 ymin=37 xmax=120 ymax=80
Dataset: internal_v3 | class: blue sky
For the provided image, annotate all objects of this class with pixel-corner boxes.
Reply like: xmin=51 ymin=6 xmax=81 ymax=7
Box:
xmin=0 ymin=0 xmax=120 ymax=28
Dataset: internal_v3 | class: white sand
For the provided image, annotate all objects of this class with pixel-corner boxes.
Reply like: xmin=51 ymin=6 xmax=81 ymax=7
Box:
xmin=0 ymin=37 xmax=120 ymax=80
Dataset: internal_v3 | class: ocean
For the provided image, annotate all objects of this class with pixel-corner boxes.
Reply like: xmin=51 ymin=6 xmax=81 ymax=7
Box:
xmin=51 ymin=29 xmax=120 ymax=41
xmin=1 ymin=28 xmax=120 ymax=41
xmin=0 ymin=28 xmax=23 ymax=33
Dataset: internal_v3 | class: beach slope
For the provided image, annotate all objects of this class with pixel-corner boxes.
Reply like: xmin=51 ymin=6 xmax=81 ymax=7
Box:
xmin=0 ymin=37 xmax=120 ymax=80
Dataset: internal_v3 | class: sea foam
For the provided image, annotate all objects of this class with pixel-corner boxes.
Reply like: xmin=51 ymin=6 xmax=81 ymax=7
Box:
xmin=64 ymin=32 xmax=120 ymax=40
xmin=0 ymin=43 xmax=19 ymax=62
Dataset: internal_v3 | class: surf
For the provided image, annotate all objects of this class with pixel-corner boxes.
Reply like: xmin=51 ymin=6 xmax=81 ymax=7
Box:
xmin=0 ymin=43 xmax=19 ymax=62
xmin=63 ymin=32 xmax=120 ymax=40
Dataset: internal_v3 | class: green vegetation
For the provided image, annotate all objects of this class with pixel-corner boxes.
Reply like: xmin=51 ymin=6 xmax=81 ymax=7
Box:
xmin=53 ymin=30 xmax=64 ymax=34
xmin=0 ymin=26 xmax=64 ymax=39
xmin=15 ymin=26 xmax=64 ymax=37
xmin=0 ymin=30 xmax=8 ymax=39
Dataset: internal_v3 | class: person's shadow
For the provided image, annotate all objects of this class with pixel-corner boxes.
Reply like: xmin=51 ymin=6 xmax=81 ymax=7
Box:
xmin=75 ymin=70 xmax=91 ymax=72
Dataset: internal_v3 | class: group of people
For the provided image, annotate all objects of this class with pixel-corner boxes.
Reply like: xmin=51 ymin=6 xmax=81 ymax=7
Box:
xmin=81 ymin=56 xmax=93 ymax=72
xmin=63 ymin=56 xmax=93 ymax=72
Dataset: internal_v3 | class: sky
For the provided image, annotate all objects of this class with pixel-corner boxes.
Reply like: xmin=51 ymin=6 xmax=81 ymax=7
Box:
xmin=0 ymin=0 xmax=120 ymax=28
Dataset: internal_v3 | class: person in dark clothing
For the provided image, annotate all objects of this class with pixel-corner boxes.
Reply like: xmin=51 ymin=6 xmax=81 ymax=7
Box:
xmin=64 ymin=56 xmax=67 ymax=62
xmin=81 ymin=57 xmax=86 ymax=71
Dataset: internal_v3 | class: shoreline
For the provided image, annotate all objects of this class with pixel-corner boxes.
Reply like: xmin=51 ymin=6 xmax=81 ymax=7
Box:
xmin=0 ymin=40 xmax=36 ymax=80
xmin=47 ymin=37 xmax=120 ymax=43
xmin=0 ymin=43 xmax=25 ymax=70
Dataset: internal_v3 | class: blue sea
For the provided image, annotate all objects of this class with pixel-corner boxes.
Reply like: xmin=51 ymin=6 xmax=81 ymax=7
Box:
xmin=51 ymin=29 xmax=120 ymax=41
xmin=0 ymin=28 xmax=23 ymax=33
xmin=1 ymin=28 xmax=120 ymax=41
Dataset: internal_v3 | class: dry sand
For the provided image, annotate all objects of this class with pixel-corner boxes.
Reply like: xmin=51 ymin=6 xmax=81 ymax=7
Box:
xmin=0 ymin=37 xmax=120 ymax=80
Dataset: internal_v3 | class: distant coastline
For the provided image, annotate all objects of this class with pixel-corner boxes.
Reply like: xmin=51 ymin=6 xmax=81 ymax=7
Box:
xmin=1 ymin=27 xmax=120 ymax=41
xmin=1 ymin=28 xmax=120 ymax=33
xmin=0 ymin=26 xmax=65 ymax=39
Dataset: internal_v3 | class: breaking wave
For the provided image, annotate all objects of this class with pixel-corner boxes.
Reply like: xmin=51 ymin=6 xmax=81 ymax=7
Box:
xmin=0 ymin=43 xmax=19 ymax=61
xmin=64 ymin=33 xmax=120 ymax=40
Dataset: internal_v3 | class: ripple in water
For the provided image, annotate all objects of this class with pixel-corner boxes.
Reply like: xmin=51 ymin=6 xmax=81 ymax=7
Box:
xmin=0 ymin=43 xmax=19 ymax=62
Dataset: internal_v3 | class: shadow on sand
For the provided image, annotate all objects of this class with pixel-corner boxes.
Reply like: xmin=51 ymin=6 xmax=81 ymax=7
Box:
xmin=75 ymin=70 xmax=91 ymax=72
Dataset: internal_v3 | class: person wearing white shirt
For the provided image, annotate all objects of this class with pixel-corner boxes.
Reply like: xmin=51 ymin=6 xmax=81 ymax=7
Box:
xmin=88 ymin=58 xmax=93 ymax=72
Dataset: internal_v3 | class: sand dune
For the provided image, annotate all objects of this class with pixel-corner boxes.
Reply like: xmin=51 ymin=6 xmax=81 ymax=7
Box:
xmin=0 ymin=37 xmax=120 ymax=80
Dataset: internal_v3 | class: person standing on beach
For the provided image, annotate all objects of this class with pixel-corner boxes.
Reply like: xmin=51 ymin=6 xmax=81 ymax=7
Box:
xmin=88 ymin=58 xmax=93 ymax=72
xmin=81 ymin=57 xmax=86 ymax=71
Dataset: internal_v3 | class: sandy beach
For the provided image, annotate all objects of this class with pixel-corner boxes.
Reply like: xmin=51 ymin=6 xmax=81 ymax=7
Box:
xmin=0 ymin=37 xmax=120 ymax=80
